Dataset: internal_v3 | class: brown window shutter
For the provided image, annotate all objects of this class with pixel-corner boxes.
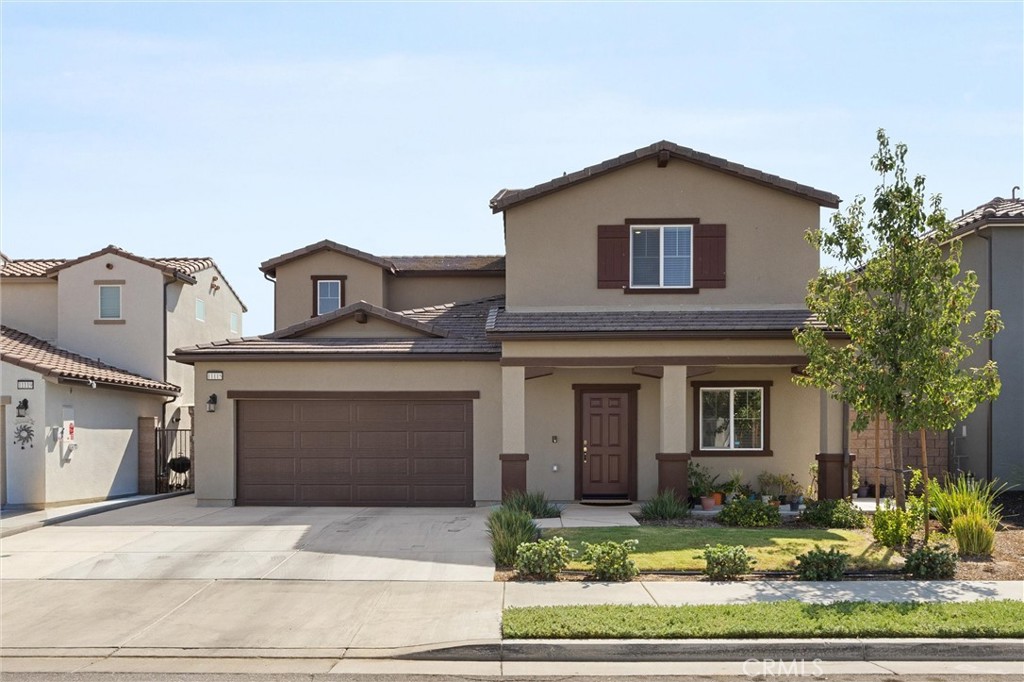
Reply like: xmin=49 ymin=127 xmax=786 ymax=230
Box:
xmin=693 ymin=224 xmax=726 ymax=288
xmin=596 ymin=224 xmax=629 ymax=289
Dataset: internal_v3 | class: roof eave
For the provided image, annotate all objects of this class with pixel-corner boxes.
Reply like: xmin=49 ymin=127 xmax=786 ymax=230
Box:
xmin=56 ymin=376 xmax=180 ymax=397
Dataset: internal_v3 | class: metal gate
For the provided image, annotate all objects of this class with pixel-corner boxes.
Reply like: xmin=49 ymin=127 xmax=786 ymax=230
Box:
xmin=156 ymin=428 xmax=193 ymax=493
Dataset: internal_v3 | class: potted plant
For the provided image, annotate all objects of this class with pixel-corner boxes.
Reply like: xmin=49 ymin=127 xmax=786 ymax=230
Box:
xmin=709 ymin=474 xmax=723 ymax=505
xmin=688 ymin=462 xmax=714 ymax=509
xmin=853 ymin=469 xmax=867 ymax=498
xmin=723 ymin=469 xmax=743 ymax=504
xmin=784 ymin=476 xmax=803 ymax=511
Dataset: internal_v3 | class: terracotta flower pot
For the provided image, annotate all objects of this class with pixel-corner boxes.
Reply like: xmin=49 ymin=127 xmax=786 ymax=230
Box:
xmin=700 ymin=496 xmax=716 ymax=511
xmin=712 ymin=492 xmax=724 ymax=505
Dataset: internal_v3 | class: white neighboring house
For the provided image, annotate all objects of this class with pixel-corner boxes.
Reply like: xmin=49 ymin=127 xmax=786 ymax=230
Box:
xmin=0 ymin=246 xmax=246 ymax=508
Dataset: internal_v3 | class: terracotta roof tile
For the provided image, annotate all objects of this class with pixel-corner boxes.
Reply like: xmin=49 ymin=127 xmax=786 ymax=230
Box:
xmin=387 ymin=256 xmax=505 ymax=273
xmin=1 ymin=326 xmax=180 ymax=395
xmin=950 ymin=196 xmax=1024 ymax=235
xmin=490 ymin=140 xmax=841 ymax=212
xmin=0 ymin=259 xmax=68 ymax=277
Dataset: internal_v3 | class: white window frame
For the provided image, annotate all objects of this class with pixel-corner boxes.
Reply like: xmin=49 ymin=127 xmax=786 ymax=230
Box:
xmin=195 ymin=299 xmax=206 ymax=322
xmin=98 ymin=285 xmax=122 ymax=320
xmin=628 ymin=224 xmax=694 ymax=288
xmin=230 ymin=312 xmax=239 ymax=333
xmin=317 ymin=279 xmax=342 ymax=315
xmin=699 ymin=386 xmax=764 ymax=451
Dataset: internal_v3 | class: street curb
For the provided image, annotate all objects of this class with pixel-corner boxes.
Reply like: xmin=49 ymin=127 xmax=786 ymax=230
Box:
xmin=401 ymin=638 xmax=1024 ymax=662
xmin=0 ymin=491 xmax=193 ymax=538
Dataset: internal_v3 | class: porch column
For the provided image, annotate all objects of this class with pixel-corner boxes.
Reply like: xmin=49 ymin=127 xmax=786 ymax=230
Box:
xmin=500 ymin=366 xmax=528 ymax=498
xmin=657 ymin=365 xmax=690 ymax=496
xmin=817 ymin=391 xmax=853 ymax=499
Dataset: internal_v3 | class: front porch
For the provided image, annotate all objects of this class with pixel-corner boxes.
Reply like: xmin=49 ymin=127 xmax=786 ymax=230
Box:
xmin=497 ymin=350 xmax=850 ymax=504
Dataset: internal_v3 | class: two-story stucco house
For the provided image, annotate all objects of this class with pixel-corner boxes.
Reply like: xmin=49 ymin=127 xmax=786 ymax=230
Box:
xmin=0 ymin=245 xmax=246 ymax=508
xmin=175 ymin=141 xmax=851 ymax=508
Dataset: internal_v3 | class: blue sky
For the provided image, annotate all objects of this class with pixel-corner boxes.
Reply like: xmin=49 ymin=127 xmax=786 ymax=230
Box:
xmin=2 ymin=2 xmax=1021 ymax=334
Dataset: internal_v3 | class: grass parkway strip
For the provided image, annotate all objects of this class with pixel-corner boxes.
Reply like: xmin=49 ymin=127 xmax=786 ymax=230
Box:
xmin=502 ymin=600 xmax=1024 ymax=639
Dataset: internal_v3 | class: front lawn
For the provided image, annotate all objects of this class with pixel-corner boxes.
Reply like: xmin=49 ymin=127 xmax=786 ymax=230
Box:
xmin=543 ymin=526 xmax=897 ymax=572
xmin=503 ymin=601 xmax=1024 ymax=639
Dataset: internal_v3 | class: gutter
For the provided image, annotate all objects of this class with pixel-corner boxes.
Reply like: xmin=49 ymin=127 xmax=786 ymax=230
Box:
xmin=161 ymin=278 xmax=175 ymax=426
xmin=264 ymin=271 xmax=277 ymax=330
xmin=56 ymin=376 xmax=180 ymax=397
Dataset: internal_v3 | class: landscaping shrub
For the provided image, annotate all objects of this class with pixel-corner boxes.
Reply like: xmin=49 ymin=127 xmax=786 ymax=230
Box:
xmin=794 ymin=546 xmax=849 ymax=580
xmin=638 ymin=489 xmax=690 ymax=520
xmin=930 ymin=473 xmax=1005 ymax=531
xmin=487 ymin=508 xmax=539 ymax=568
xmin=872 ymin=502 xmax=918 ymax=548
xmin=903 ymin=544 xmax=958 ymax=579
xmin=502 ymin=490 xmax=562 ymax=519
xmin=718 ymin=497 xmax=781 ymax=528
xmin=950 ymin=513 xmax=997 ymax=557
xmin=700 ymin=544 xmax=755 ymax=580
xmin=581 ymin=539 xmax=639 ymax=581
xmin=800 ymin=499 xmax=866 ymax=529
xmin=514 ymin=536 xmax=575 ymax=579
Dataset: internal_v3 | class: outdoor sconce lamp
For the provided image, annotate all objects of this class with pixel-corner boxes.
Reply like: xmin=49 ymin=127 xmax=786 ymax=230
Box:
xmin=16 ymin=399 xmax=28 ymax=418
xmin=206 ymin=394 xmax=218 ymax=413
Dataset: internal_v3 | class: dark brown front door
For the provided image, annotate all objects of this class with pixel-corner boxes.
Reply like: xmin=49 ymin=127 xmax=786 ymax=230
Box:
xmin=579 ymin=390 xmax=631 ymax=498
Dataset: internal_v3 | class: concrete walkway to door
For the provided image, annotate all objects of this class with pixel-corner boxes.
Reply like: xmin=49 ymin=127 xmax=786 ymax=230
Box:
xmin=0 ymin=495 xmax=495 ymax=581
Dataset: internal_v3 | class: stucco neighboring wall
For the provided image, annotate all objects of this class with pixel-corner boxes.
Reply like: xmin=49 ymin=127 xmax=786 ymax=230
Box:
xmin=953 ymin=233 xmax=992 ymax=479
xmin=387 ymin=275 xmax=505 ymax=311
xmin=166 ymin=266 xmax=245 ymax=427
xmin=0 ymin=280 xmax=59 ymax=342
xmin=191 ymin=360 xmax=502 ymax=506
xmin=503 ymin=158 xmax=823 ymax=310
xmin=2 ymin=365 xmax=46 ymax=506
xmin=991 ymin=227 xmax=1024 ymax=486
xmin=56 ymin=253 xmax=165 ymax=380
xmin=299 ymin=316 xmax=431 ymax=339
xmin=274 ymin=251 xmax=386 ymax=330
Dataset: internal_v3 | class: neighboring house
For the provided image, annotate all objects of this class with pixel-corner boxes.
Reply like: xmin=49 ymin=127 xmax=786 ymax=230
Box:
xmin=175 ymin=140 xmax=849 ymax=508
xmin=0 ymin=246 xmax=246 ymax=508
xmin=947 ymin=195 xmax=1024 ymax=488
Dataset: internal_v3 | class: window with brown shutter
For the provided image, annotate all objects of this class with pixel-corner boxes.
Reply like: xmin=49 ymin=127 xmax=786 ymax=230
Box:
xmin=596 ymin=219 xmax=727 ymax=293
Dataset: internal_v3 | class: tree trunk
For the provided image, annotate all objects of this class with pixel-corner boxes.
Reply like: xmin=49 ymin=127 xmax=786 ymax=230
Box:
xmin=920 ymin=428 xmax=930 ymax=544
xmin=893 ymin=422 xmax=906 ymax=509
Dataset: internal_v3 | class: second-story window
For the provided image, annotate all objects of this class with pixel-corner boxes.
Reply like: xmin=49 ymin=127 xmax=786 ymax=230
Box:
xmin=630 ymin=225 xmax=693 ymax=288
xmin=317 ymin=279 xmax=342 ymax=315
xmin=196 ymin=299 xmax=206 ymax=322
xmin=98 ymin=285 xmax=122 ymax=319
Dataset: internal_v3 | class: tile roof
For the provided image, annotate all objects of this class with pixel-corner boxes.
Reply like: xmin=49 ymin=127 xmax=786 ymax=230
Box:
xmin=387 ymin=255 xmax=506 ymax=273
xmin=1 ymin=326 xmax=180 ymax=396
xmin=489 ymin=140 xmax=841 ymax=212
xmin=265 ymin=301 xmax=450 ymax=340
xmin=950 ymin=196 xmax=1024 ymax=236
xmin=173 ymin=296 xmax=505 ymax=362
xmin=485 ymin=307 xmax=841 ymax=339
xmin=0 ymin=259 xmax=67 ymax=278
xmin=259 ymin=239 xmax=506 ymax=277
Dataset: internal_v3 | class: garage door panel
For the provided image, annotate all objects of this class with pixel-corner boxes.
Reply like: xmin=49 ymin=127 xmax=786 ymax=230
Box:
xmin=413 ymin=431 xmax=467 ymax=450
xmin=298 ymin=457 xmax=352 ymax=476
xmin=299 ymin=431 xmax=354 ymax=449
xmin=298 ymin=485 xmax=352 ymax=504
xmin=413 ymin=403 xmax=469 ymax=422
xmin=355 ymin=403 xmax=410 ymax=423
xmin=299 ymin=402 xmax=353 ymax=422
xmin=413 ymin=458 xmax=469 ymax=476
xmin=236 ymin=398 xmax=473 ymax=506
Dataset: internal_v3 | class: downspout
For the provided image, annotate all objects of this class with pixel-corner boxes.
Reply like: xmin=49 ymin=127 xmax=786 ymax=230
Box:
xmin=975 ymin=224 xmax=993 ymax=479
xmin=264 ymin=271 xmax=276 ymax=330
xmin=161 ymin=278 xmax=174 ymax=427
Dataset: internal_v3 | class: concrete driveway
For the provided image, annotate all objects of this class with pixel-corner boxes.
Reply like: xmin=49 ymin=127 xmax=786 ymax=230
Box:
xmin=0 ymin=495 xmax=495 ymax=581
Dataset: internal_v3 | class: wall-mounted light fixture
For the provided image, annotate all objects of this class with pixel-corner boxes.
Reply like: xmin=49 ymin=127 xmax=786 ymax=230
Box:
xmin=16 ymin=398 xmax=29 ymax=418
xmin=206 ymin=394 xmax=218 ymax=413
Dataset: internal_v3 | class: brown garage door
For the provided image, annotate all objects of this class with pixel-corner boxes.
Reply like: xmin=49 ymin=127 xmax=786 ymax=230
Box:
xmin=236 ymin=396 xmax=473 ymax=506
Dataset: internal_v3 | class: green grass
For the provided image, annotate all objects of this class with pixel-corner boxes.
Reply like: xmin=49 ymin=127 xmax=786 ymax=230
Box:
xmin=543 ymin=526 xmax=896 ymax=572
xmin=503 ymin=601 xmax=1024 ymax=639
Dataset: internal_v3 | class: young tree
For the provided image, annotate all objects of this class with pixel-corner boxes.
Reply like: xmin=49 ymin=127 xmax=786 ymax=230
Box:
xmin=794 ymin=129 xmax=1002 ymax=511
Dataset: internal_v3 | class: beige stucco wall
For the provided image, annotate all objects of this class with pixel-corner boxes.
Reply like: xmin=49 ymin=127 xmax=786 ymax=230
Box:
xmin=503 ymin=158 xmax=822 ymax=310
xmin=0 ymin=279 xmax=59 ymax=342
xmin=299 ymin=316 xmax=430 ymax=339
xmin=2 ymin=363 xmax=162 ymax=507
xmin=274 ymin=251 xmax=386 ymax=330
xmin=56 ymin=253 xmax=165 ymax=380
xmin=519 ymin=365 xmax=832 ymax=501
xmin=387 ymin=276 xmax=506 ymax=311
xmin=166 ymin=266 xmax=245 ymax=428
xmin=191 ymin=360 xmax=503 ymax=506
